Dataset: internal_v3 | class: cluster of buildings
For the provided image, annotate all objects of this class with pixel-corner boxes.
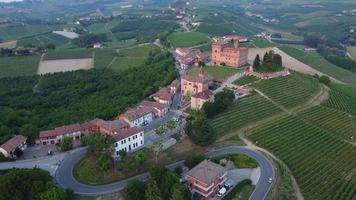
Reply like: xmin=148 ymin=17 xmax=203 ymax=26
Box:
xmin=181 ymin=67 xmax=214 ymax=110
xmin=174 ymin=48 xmax=211 ymax=70
xmin=38 ymin=79 xmax=180 ymax=157
xmin=244 ymin=11 xmax=279 ymax=24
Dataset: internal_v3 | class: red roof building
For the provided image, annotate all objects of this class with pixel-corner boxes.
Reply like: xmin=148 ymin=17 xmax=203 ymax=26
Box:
xmin=0 ymin=135 xmax=27 ymax=158
xmin=191 ymin=90 xmax=214 ymax=110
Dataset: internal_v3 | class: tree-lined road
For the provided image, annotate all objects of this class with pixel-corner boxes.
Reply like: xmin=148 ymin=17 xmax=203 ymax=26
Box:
xmin=54 ymin=146 xmax=274 ymax=200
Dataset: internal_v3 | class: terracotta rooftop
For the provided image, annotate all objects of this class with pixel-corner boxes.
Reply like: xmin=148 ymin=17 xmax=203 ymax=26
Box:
xmin=192 ymin=90 xmax=214 ymax=100
xmin=139 ymin=100 xmax=169 ymax=111
xmin=120 ymin=106 xmax=154 ymax=121
xmin=182 ymin=74 xmax=213 ymax=84
xmin=152 ymin=87 xmax=173 ymax=101
xmin=170 ymin=79 xmax=180 ymax=88
xmin=187 ymin=160 xmax=226 ymax=185
xmin=112 ymin=127 xmax=144 ymax=141
xmin=0 ymin=135 xmax=27 ymax=153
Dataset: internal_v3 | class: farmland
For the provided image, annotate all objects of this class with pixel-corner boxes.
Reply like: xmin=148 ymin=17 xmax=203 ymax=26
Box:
xmin=248 ymin=115 xmax=356 ymax=200
xmin=43 ymin=48 xmax=93 ymax=60
xmin=188 ymin=66 xmax=241 ymax=79
xmin=0 ymin=55 xmax=41 ymax=78
xmin=168 ymin=32 xmax=210 ymax=48
xmin=17 ymin=33 xmax=71 ymax=48
xmin=278 ymin=45 xmax=356 ymax=84
xmin=211 ymin=94 xmax=283 ymax=135
xmin=322 ymin=89 xmax=356 ymax=116
xmin=348 ymin=46 xmax=356 ymax=58
xmin=252 ymin=72 xmax=320 ymax=109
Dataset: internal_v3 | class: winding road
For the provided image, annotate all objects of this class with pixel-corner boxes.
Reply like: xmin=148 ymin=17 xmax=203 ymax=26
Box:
xmin=54 ymin=146 xmax=275 ymax=200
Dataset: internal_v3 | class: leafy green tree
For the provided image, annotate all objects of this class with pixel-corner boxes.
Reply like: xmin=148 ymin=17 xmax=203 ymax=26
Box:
xmin=184 ymin=154 xmax=205 ymax=169
xmin=118 ymin=149 xmax=127 ymax=160
xmin=161 ymin=171 xmax=179 ymax=199
xmin=123 ymin=180 xmax=147 ymax=200
xmin=145 ymin=178 xmax=162 ymax=200
xmin=253 ymin=54 xmax=261 ymax=70
xmin=97 ymin=154 xmax=111 ymax=172
xmin=20 ymin=124 xmax=38 ymax=144
xmin=171 ymin=184 xmax=191 ymax=200
xmin=318 ymin=75 xmax=331 ymax=86
xmin=167 ymin=120 xmax=177 ymax=130
xmin=39 ymin=186 xmax=66 ymax=200
xmin=60 ymin=137 xmax=73 ymax=152
xmin=116 ymin=161 xmax=124 ymax=171
xmin=185 ymin=111 xmax=216 ymax=145
xmin=151 ymin=142 xmax=163 ymax=163
xmin=155 ymin=125 xmax=166 ymax=135
xmin=88 ymin=133 xmax=115 ymax=156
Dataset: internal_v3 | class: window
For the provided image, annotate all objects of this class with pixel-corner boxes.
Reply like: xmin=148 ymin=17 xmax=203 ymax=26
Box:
xmin=140 ymin=132 xmax=143 ymax=136
xmin=128 ymin=138 xmax=131 ymax=142
xmin=141 ymin=140 xmax=143 ymax=145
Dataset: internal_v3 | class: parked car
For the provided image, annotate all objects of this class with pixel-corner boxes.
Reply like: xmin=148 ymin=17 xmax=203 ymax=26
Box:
xmin=217 ymin=187 xmax=227 ymax=197
xmin=224 ymin=179 xmax=233 ymax=190
xmin=268 ymin=177 xmax=273 ymax=184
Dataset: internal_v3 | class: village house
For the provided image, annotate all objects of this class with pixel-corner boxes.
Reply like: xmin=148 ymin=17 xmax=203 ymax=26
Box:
xmin=139 ymin=100 xmax=169 ymax=118
xmin=39 ymin=119 xmax=130 ymax=145
xmin=113 ymin=127 xmax=144 ymax=157
xmin=186 ymin=160 xmax=227 ymax=199
xmin=170 ymin=79 xmax=180 ymax=94
xmin=181 ymin=67 xmax=213 ymax=97
xmin=174 ymin=48 xmax=210 ymax=70
xmin=152 ymin=87 xmax=174 ymax=105
xmin=191 ymin=90 xmax=214 ymax=110
xmin=0 ymin=135 xmax=27 ymax=158
xmin=119 ymin=106 xmax=154 ymax=127
xmin=211 ymin=36 xmax=248 ymax=67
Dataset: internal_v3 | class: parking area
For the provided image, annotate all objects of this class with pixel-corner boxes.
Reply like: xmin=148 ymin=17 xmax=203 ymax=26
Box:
xmin=21 ymin=144 xmax=60 ymax=160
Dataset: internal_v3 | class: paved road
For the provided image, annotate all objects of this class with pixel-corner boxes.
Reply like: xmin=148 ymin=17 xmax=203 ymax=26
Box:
xmin=54 ymin=146 xmax=274 ymax=199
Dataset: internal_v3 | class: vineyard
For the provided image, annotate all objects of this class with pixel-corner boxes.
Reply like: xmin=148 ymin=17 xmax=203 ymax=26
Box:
xmin=248 ymin=115 xmax=356 ymax=200
xmin=322 ymin=89 xmax=356 ymax=116
xmin=299 ymin=106 xmax=356 ymax=142
xmin=211 ymin=94 xmax=282 ymax=135
xmin=252 ymin=72 xmax=320 ymax=108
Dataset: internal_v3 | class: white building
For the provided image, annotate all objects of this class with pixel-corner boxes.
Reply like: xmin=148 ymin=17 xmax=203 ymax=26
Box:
xmin=113 ymin=127 xmax=145 ymax=157
xmin=119 ymin=106 xmax=154 ymax=127
xmin=0 ymin=135 xmax=27 ymax=158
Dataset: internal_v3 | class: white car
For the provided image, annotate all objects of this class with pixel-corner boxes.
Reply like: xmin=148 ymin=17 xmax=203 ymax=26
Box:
xmin=268 ymin=177 xmax=273 ymax=184
xmin=217 ymin=187 xmax=227 ymax=197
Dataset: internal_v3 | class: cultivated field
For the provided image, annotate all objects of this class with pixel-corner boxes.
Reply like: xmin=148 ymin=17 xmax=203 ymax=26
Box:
xmin=44 ymin=49 xmax=93 ymax=60
xmin=37 ymin=58 xmax=94 ymax=75
xmin=168 ymin=32 xmax=210 ymax=48
xmin=252 ymin=72 xmax=320 ymax=109
xmin=277 ymin=46 xmax=356 ymax=84
xmin=0 ymin=55 xmax=41 ymax=78
xmin=52 ymin=31 xmax=79 ymax=39
xmin=347 ymin=46 xmax=356 ymax=58
xmin=248 ymin=115 xmax=356 ymax=200
xmin=0 ymin=40 xmax=17 ymax=49
xmin=211 ymin=94 xmax=283 ymax=135
xmin=322 ymin=89 xmax=356 ymax=116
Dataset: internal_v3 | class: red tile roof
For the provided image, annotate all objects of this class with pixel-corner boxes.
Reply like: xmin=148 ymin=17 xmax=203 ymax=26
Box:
xmin=187 ymin=160 xmax=226 ymax=185
xmin=120 ymin=106 xmax=154 ymax=121
xmin=152 ymin=87 xmax=173 ymax=101
xmin=0 ymin=135 xmax=27 ymax=153
xmin=139 ymin=100 xmax=169 ymax=111
xmin=192 ymin=90 xmax=214 ymax=100
xmin=112 ymin=127 xmax=144 ymax=141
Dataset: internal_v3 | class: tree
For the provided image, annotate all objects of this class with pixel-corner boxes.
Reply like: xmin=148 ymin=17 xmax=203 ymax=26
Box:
xmin=129 ymin=152 xmax=147 ymax=172
xmin=97 ymin=154 xmax=111 ymax=172
xmin=214 ymin=89 xmax=235 ymax=113
xmin=155 ymin=125 xmax=166 ymax=135
xmin=151 ymin=141 xmax=163 ymax=163
xmin=161 ymin=171 xmax=179 ymax=199
xmin=20 ymin=124 xmax=38 ymax=144
xmin=123 ymin=180 xmax=147 ymax=200
xmin=145 ymin=178 xmax=162 ymax=200
xmin=88 ymin=133 xmax=115 ymax=156
xmin=166 ymin=120 xmax=177 ymax=130
xmin=171 ymin=184 xmax=191 ymax=200
xmin=318 ymin=75 xmax=331 ymax=86
xmin=184 ymin=154 xmax=205 ymax=169
xmin=59 ymin=137 xmax=73 ymax=152
xmin=253 ymin=54 xmax=261 ymax=70
xmin=118 ymin=149 xmax=127 ymax=160
xmin=185 ymin=111 xmax=216 ymax=145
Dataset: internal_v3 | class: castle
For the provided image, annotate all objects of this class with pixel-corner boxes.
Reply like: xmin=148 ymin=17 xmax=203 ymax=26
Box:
xmin=211 ymin=36 xmax=248 ymax=67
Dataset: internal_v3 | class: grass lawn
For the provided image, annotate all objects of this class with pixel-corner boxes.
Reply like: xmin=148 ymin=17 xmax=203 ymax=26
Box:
xmin=278 ymin=45 xmax=356 ymax=84
xmin=0 ymin=55 xmax=41 ymax=78
xmin=108 ymin=57 xmax=146 ymax=72
xmin=188 ymin=66 xmax=241 ymax=79
xmin=211 ymin=154 xmax=258 ymax=168
xmin=44 ymin=48 xmax=93 ymax=60
xmin=347 ymin=46 xmax=356 ymax=58
xmin=222 ymin=180 xmax=254 ymax=200
xmin=168 ymin=32 xmax=210 ymax=48
xmin=118 ymin=44 xmax=158 ymax=57
xmin=233 ymin=75 xmax=260 ymax=85
xmin=251 ymin=38 xmax=275 ymax=48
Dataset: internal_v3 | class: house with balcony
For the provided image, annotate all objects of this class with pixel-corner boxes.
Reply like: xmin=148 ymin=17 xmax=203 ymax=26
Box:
xmin=186 ymin=160 xmax=227 ymax=199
